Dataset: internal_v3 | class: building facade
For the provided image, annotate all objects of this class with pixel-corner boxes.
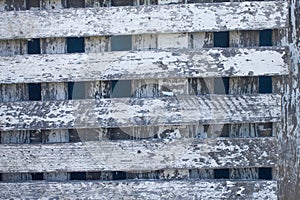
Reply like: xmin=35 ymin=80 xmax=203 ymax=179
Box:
xmin=0 ymin=0 xmax=299 ymax=199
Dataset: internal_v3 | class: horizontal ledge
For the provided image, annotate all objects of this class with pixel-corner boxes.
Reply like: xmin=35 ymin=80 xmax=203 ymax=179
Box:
xmin=0 ymin=47 xmax=289 ymax=84
xmin=0 ymin=138 xmax=278 ymax=172
xmin=0 ymin=180 xmax=277 ymax=199
xmin=0 ymin=94 xmax=281 ymax=131
xmin=0 ymin=2 xmax=289 ymax=39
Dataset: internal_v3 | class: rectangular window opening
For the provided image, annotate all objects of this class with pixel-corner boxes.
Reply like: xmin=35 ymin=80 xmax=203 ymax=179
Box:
xmin=214 ymin=169 xmax=230 ymax=179
xmin=70 ymin=172 xmax=87 ymax=180
xmin=112 ymin=171 xmax=127 ymax=180
xmin=66 ymin=0 xmax=85 ymax=8
xmin=213 ymin=31 xmax=229 ymax=47
xmin=214 ymin=77 xmax=229 ymax=94
xmin=111 ymin=80 xmax=132 ymax=98
xmin=108 ymin=128 xmax=131 ymax=140
xmin=26 ymin=0 xmax=40 ymax=10
xmin=30 ymin=130 xmax=42 ymax=143
xmin=69 ymin=129 xmax=81 ymax=143
xmin=68 ymin=82 xmax=86 ymax=100
xmin=28 ymin=39 xmax=41 ymax=54
xmin=111 ymin=0 xmax=134 ymax=6
xmin=258 ymin=167 xmax=272 ymax=180
xmin=258 ymin=122 xmax=273 ymax=137
xmin=111 ymin=35 xmax=132 ymax=51
xmin=259 ymin=76 xmax=272 ymax=94
xmin=259 ymin=29 xmax=272 ymax=46
xmin=220 ymin=124 xmax=229 ymax=137
xmin=28 ymin=83 xmax=41 ymax=101
xmin=31 ymin=173 xmax=44 ymax=180
xmin=67 ymin=37 xmax=85 ymax=53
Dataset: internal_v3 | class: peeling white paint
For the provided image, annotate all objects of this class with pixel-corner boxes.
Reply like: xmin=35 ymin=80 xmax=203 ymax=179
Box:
xmin=0 ymin=48 xmax=289 ymax=84
xmin=0 ymin=2 xmax=289 ymax=39
xmin=0 ymin=180 xmax=277 ymax=199
xmin=0 ymin=138 xmax=277 ymax=172
xmin=0 ymin=94 xmax=281 ymax=131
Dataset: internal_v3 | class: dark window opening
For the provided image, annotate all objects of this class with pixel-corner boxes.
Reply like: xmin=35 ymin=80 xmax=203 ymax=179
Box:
xmin=70 ymin=172 xmax=87 ymax=180
xmin=5 ymin=1 xmax=26 ymax=11
xmin=214 ymin=169 xmax=229 ymax=179
xmin=213 ymin=32 xmax=229 ymax=47
xmin=67 ymin=37 xmax=85 ymax=53
xmin=112 ymin=171 xmax=127 ymax=180
xmin=259 ymin=29 xmax=272 ymax=46
xmin=111 ymin=80 xmax=132 ymax=98
xmin=259 ymin=76 xmax=272 ymax=94
xmin=66 ymin=0 xmax=85 ymax=8
xmin=26 ymin=0 xmax=40 ymax=9
xmin=30 ymin=130 xmax=42 ymax=143
xmin=212 ymin=0 xmax=228 ymax=2
xmin=111 ymin=35 xmax=132 ymax=51
xmin=68 ymin=82 xmax=86 ymax=100
xmin=69 ymin=129 xmax=81 ymax=143
xmin=28 ymin=83 xmax=41 ymax=101
xmin=214 ymin=77 xmax=229 ymax=94
xmin=108 ymin=128 xmax=131 ymax=140
xmin=259 ymin=168 xmax=272 ymax=180
xmin=31 ymin=173 xmax=43 ymax=180
xmin=203 ymin=124 xmax=209 ymax=134
xmin=258 ymin=123 xmax=273 ymax=137
xmin=111 ymin=0 xmax=134 ymax=6
xmin=0 ymin=173 xmax=2 ymax=181
xmin=28 ymin=39 xmax=41 ymax=54
xmin=220 ymin=124 xmax=229 ymax=137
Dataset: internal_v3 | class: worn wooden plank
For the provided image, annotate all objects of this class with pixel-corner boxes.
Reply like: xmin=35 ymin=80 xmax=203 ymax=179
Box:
xmin=0 ymin=1 xmax=289 ymax=39
xmin=0 ymin=180 xmax=277 ymax=199
xmin=0 ymin=138 xmax=278 ymax=172
xmin=0 ymin=94 xmax=281 ymax=131
xmin=0 ymin=47 xmax=289 ymax=84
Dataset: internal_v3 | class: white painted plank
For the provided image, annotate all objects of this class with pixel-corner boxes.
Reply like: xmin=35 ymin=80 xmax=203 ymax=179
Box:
xmin=0 ymin=180 xmax=277 ymax=199
xmin=0 ymin=47 xmax=289 ymax=84
xmin=0 ymin=94 xmax=281 ymax=131
xmin=0 ymin=138 xmax=277 ymax=172
xmin=0 ymin=2 xmax=289 ymax=39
